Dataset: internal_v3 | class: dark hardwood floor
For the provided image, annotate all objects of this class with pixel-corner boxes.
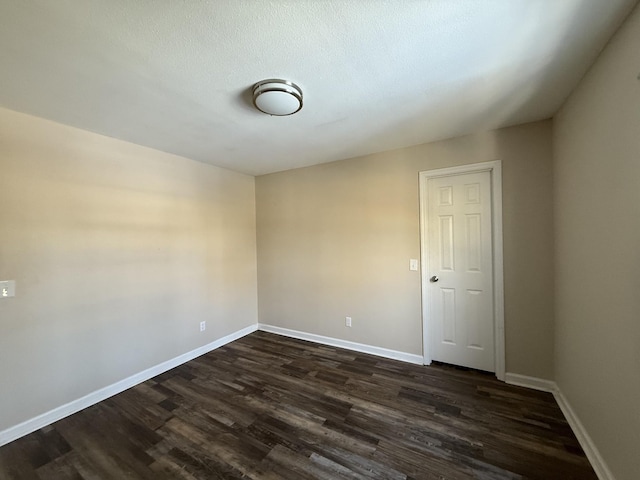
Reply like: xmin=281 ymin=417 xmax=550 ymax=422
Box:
xmin=0 ymin=331 xmax=596 ymax=479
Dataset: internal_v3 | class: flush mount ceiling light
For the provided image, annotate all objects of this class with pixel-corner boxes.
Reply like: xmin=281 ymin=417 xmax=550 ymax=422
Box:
xmin=252 ymin=79 xmax=303 ymax=116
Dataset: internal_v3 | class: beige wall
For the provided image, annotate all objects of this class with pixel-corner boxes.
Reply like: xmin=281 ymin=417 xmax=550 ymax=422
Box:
xmin=257 ymin=120 xmax=555 ymax=379
xmin=553 ymin=4 xmax=640 ymax=479
xmin=0 ymin=108 xmax=257 ymax=431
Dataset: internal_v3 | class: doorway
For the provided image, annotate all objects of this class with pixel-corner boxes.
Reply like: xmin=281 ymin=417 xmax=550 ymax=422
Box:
xmin=419 ymin=161 xmax=505 ymax=380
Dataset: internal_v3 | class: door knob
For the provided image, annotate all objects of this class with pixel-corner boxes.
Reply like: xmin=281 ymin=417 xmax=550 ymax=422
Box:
xmin=430 ymin=275 xmax=439 ymax=282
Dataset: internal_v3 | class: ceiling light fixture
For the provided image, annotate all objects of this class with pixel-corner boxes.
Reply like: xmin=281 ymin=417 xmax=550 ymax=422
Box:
xmin=252 ymin=79 xmax=303 ymax=116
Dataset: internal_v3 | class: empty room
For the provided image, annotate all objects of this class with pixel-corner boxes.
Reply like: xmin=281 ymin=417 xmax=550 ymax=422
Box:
xmin=0 ymin=1 xmax=638 ymax=479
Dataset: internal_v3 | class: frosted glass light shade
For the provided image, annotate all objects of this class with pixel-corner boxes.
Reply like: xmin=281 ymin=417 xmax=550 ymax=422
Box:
xmin=253 ymin=79 xmax=303 ymax=116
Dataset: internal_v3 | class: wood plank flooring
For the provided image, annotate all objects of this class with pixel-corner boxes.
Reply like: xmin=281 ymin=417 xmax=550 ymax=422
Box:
xmin=0 ymin=331 xmax=596 ymax=479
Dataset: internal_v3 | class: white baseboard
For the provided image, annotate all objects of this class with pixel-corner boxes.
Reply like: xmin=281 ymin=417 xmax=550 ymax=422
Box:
xmin=505 ymin=372 xmax=614 ymax=480
xmin=504 ymin=372 xmax=558 ymax=393
xmin=0 ymin=323 xmax=258 ymax=448
xmin=258 ymin=324 xmax=423 ymax=365
xmin=553 ymin=389 xmax=615 ymax=480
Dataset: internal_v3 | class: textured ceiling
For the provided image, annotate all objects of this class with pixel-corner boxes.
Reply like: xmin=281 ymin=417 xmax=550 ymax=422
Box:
xmin=0 ymin=1 xmax=637 ymax=175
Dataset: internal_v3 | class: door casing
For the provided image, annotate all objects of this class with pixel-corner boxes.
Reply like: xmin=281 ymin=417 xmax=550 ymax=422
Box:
xmin=419 ymin=160 xmax=505 ymax=381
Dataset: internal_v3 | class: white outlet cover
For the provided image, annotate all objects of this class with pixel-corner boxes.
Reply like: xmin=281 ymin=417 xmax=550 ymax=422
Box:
xmin=0 ymin=280 xmax=15 ymax=298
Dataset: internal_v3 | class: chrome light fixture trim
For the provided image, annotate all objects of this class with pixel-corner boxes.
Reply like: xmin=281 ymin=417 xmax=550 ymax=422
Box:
xmin=252 ymin=79 xmax=303 ymax=116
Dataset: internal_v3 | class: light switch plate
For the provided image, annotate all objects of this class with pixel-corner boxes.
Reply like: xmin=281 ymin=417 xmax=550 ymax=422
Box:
xmin=409 ymin=259 xmax=419 ymax=271
xmin=0 ymin=280 xmax=16 ymax=298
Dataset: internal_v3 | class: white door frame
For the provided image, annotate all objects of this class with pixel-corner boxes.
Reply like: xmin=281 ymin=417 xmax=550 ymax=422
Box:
xmin=419 ymin=160 xmax=505 ymax=381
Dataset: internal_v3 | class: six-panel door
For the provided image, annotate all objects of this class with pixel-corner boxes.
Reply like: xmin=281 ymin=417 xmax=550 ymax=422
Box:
xmin=427 ymin=171 xmax=495 ymax=372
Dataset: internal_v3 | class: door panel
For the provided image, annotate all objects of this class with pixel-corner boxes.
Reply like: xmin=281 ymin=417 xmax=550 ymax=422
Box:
xmin=465 ymin=214 xmax=482 ymax=272
xmin=427 ymin=171 xmax=494 ymax=372
xmin=441 ymin=288 xmax=456 ymax=344
xmin=438 ymin=215 xmax=454 ymax=270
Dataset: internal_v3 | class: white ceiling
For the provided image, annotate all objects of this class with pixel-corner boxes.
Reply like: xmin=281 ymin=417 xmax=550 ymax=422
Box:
xmin=0 ymin=1 xmax=637 ymax=175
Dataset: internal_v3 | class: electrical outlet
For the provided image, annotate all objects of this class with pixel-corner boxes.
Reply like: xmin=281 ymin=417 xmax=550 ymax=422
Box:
xmin=0 ymin=280 xmax=15 ymax=298
xmin=200 ymin=321 xmax=206 ymax=332
xmin=345 ymin=316 xmax=352 ymax=327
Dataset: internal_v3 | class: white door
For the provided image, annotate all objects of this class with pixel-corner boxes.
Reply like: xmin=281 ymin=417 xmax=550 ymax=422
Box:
xmin=425 ymin=170 xmax=495 ymax=372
